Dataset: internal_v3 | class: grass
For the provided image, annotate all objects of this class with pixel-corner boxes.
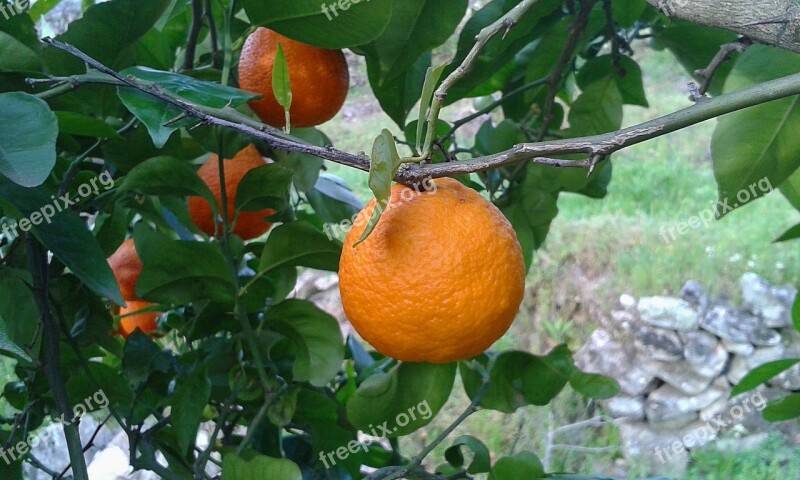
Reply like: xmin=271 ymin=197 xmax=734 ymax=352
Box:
xmin=318 ymin=40 xmax=800 ymax=479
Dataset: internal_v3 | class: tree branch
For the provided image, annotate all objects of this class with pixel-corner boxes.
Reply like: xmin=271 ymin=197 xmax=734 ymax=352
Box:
xmin=183 ymin=0 xmax=204 ymax=70
xmin=648 ymin=0 xmax=800 ymax=54
xmin=694 ymin=37 xmax=753 ymax=97
xmin=36 ymin=38 xmax=800 ymax=186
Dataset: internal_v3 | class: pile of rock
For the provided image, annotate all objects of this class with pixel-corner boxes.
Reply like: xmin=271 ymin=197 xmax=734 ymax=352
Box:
xmin=576 ymin=273 xmax=798 ymax=475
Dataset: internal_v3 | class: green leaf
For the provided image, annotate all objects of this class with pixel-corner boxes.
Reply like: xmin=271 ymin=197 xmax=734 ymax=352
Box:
xmin=258 ymin=221 xmax=341 ymax=274
xmin=763 ymin=393 xmax=800 ymax=422
xmin=119 ymin=156 xmax=216 ymax=208
xmin=417 ymin=64 xmax=447 ymax=151
xmin=122 ymin=330 xmax=174 ymax=386
xmin=355 ymin=130 xmax=402 ymax=245
xmin=133 ymin=225 xmax=236 ymax=304
xmin=0 ymin=323 xmax=32 ymax=363
xmin=568 ymin=76 xmax=624 ymax=136
xmin=234 ymin=163 xmax=293 ymax=213
xmin=44 ymin=0 xmax=171 ymax=75
xmin=55 ymin=112 xmax=120 ymax=139
xmin=500 ymin=189 xmax=558 ymax=271
xmin=265 ymin=300 xmax=344 ymax=387
xmin=650 ymin=20 xmax=737 ymax=95
xmin=0 ymin=92 xmax=57 ymax=187
xmin=172 ymin=365 xmax=211 ymax=456
xmin=240 ymin=0 xmax=394 ymax=49
xmin=460 ymin=351 xmax=570 ymax=413
xmin=711 ymin=46 xmax=800 ymax=216
xmin=273 ymin=128 xmax=327 ymax=192
xmin=0 ymin=270 xmax=39 ymax=363
xmin=117 ymin=67 xmax=257 ymax=148
xmin=367 ymin=52 xmax=431 ymax=127
xmin=576 ymin=55 xmax=648 ymax=107
xmin=445 ymin=0 xmax=563 ymax=103
xmin=445 ymin=435 xmax=491 ymax=474
xmin=306 ymin=174 xmax=364 ymax=225
xmin=775 ymin=223 xmax=800 ymax=243
xmin=731 ymin=359 xmax=800 ymax=396
xmin=489 ymin=451 xmax=545 ymax=480
xmin=781 ymin=168 xmax=800 ymax=211
xmin=28 ymin=0 xmax=59 ymax=22
xmin=346 ymin=362 xmax=456 ymax=437
xmin=221 ymin=452 xmax=301 ymax=480
xmin=569 ymin=370 xmax=620 ymax=399
xmin=0 ymin=14 xmax=42 ymax=73
xmin=272 ymin=42 xmax=292 ymax=129
xmin=611 ymin=0 xmax=646 ymax=27
xmin=0 ymin=179 xmax=124 ymax=305
xmin=794 ymin=295 xmax=800 ymax=333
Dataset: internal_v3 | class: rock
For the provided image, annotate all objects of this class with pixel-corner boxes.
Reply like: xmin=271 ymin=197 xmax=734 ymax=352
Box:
xmin=605 ymin=396 xmax=646 ymax=420
xmin=700 ymin=397 xmax=729 ymax=422
xmin=619 ymin=293 xmax=637 ymax=308
xmin=648 ymin=383 xmax=726 ymax=413
xmin=681 ymin=280 xmax=708 ymax=312
xmin=740 ymin=272 xmax=796 ymax=328
xmin=633 ymin=325 xmax=684 ymax=362
xmin=747 ymin=344 xmax=785 ymax=369
xmin=708 ymin=432 xmax=770 ymax=455
xmin=617 ymin=421 xmax=689 ymax=477
xmin=683 ymin=331 xmax=718 ymax=365
xmin=637 ymin=296 xmax=699 ymax=330
xmin=574 ymin=329 xmax=656 ymax=396
xmin=768 ymin=362 xmax=800 ymax=391
xmin=727 ymin=355 xmax=750 ymax=385
xmin=699 ymin=306 xmax=751 ymax=343
xmin=643 ymin=359 xmax=713 ymax=395
xmin=689 ymin=344 xmax=729 ymax=379
xmin=721 ymin=338 xmax=754 ymax=356
xmin=747 ymin=326 xmax=781 ymax=347
xmin=645 ymin=401 xmax=699 ymax=429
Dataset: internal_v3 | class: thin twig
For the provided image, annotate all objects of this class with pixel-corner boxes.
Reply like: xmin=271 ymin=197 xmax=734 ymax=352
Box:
xmin=27 ymin=453 xmax=61 ymax=478
xmin=694 ymin=37 xmax=753 ymax=97
xmin=183 ymin=0 xmax=204 ymax=70
xmin=56 ymin=414 xmax=112 ymax=479
xmin=205 ymin=0 xmax=221 ymax=69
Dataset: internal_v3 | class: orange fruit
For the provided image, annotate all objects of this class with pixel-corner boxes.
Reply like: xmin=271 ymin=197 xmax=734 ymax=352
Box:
xmin=238 ymin=27 xmax=349 ymax=128
xmin=188 ymin=144 xmax=275 ymax=240
xmin=338 ymin=178 xmax=525 ymax=363
xmin=108 ymin=238 xmax=143 ymax=301
xmin=119 ymin=300 xmax=160 ymax=339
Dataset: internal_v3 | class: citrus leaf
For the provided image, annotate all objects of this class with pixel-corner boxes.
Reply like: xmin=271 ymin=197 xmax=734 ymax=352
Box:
xmin=444 ymin=435 xmax=491 ymax=474
xmin=273 ymin=128 xmax=327 ymax=192
xmin=272 ymin=42 xmax=292 ymax=130
xmin=569 ymin=370 xmax=620 ymax=399
xmin=221 ymin=453 xmax=301 ymax=480
xmin=354 ymin=129 xmax=402 ymax=246
xmin=172 ymin=366 xmax=211 ymax=456
xmin=307 ymin=174 xmax=364 ymax=226
xmin=265 ymin=300 xmax=344 ymax=387
xmin=367 ymin=52 xmax=430 ymax=127
xmin=0 ymin=15 xmax=42 ymax=73
xmin=568 ymin=76 xmax=624 ymax=136
xmin=781 ymin=168 xmax=800 ymax=211
xmin=775 ymin=223 xmax=800 ymax=243
xmin=55 ymin=112 xmax=120 ymax=139
xmin=234 ymin=164 xmax=293 ymax=213
xmin=489 ymin=451 xmax=545 ymax=480
xmin=119 ymin=156 xmax=216 ymax=209
xmin=240 ymin=0 xmax=393 ymax=49
xmin=117 ymin=67 xmax=257 ymax=148
xmin=763 ymin=393 xmax=800 ymax=422
xmin=576 ymin=55 xmax=648 ymax=107
xmin=731 ymin=359 xmax=800 ymax=397
xmin=711 ymin=46 xmax=800 ymax=216
xmin=417 ymin=63 xmax=447 ymax=152
xmin=794 ymin=295 xmax=800 ymax=333
xmin=0 ymin=92 xmax=57 ymax=187
xmin=257 ymin=221 xmax=341 ymax=274
xmin=346 ymin=362 xmax=456 ymax=437
xmin=611 ymin=0 xmax=646 ymax=28
xmin=132 ymin=225 xmax=236 ymax=304
xmin=0 ymin=178 xmax=124 ymax=305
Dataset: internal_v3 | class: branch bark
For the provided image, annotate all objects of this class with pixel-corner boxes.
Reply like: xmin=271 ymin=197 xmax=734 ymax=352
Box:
xmin=648 ymin=0 xmax=800 ymax=53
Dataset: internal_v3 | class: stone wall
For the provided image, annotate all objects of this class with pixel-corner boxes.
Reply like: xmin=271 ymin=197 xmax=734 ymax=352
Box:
xmin=575 ymin=273 xmax=799 ymax=475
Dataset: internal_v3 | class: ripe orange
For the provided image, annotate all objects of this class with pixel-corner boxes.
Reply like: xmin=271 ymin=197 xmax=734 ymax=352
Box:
xmin=107 ymin=238 xmax=143 ymax=301
xmin=188 ymin=144 xmax=275 ymax=240
xmin=338 ymin=178 xmax=525 ymax=363
xmin=238 ymin=27 xmax=349 ymax=128
xmin=118 ymin=300 xmax=160 ymax=339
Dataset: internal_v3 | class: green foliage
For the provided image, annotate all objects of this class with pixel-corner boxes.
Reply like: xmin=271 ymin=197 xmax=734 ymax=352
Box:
xmin=0 ymin=92 xmax=57 ymax=187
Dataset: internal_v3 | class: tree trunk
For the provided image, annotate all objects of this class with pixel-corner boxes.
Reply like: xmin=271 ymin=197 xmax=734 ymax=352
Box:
xmin=648 ymin=0 xmax=800 ymax=54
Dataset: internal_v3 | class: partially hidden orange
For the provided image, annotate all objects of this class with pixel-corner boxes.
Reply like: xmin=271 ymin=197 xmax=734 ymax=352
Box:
xmin=119 ymin=300 xmax=160 ymax=339
xmin=107 ymin=238 xmax=143 ymax=301
xmin=338 ymin=178 xmax=526 ymax=364
xmin=188 ymin=144 xmax=275 ymax=240
xmin=238 ymin=27 xmax=349 ymax=128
